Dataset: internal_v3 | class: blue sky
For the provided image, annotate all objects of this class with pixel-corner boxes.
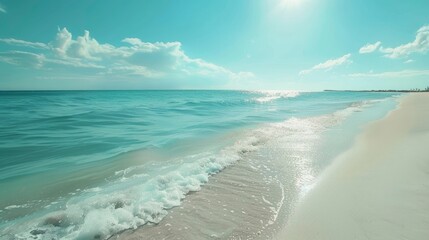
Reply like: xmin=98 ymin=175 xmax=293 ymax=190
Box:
xmin=0 ymin=0 xmax=428 ymax=90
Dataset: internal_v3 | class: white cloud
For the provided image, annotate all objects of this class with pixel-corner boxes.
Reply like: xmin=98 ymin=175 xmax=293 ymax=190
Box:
xmin=0 ymin=38 xmax=48 ymax=49
xmin=359 ymin=41 xmax=381 ymax=54
xmin=380 ymin=25 xmax=429 ymax=58
xmin=404 ymin=59 xmax=414 ymax=64
xmin=348 ymin=69 xmax=429 ymax=78
xmin=0 ymin=3 xmax=6 ymax=13
xmin=51 ymin=28 xmax=118 ymax=62
xmin=0 ymin=27 xmax=254 ymax=84
xmin=52 ymin=27 xmax=73 ymax=56
xmin=300 ymin=54 xmax=352 ymax=75
xmin=0 ymin=51 xmax=45 ymax=68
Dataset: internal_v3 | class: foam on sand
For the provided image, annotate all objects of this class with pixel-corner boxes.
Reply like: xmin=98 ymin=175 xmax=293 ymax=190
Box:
xmin=281 ymin=93 xmax=429 ymax=240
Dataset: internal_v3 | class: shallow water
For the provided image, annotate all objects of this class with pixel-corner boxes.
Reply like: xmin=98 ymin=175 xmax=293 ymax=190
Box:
xmin=0 ymin=90 xmax=399 ymax=239
xmin=281 ymin=94 xmax=429 ymax=240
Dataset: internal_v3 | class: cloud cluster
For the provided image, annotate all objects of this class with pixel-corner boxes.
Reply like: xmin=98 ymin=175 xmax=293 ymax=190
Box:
xmin=0 ymin=28 xmax=253 ymax=84
xmin=300 ymin=54 xmax=352 ymax=75
xmin=301 ymin=26 xmax=429 ymax=78
xmin=380 ymin=26 xmax=429 ymax=58
xmin=359 ymin=25 xmax=429 ymax=59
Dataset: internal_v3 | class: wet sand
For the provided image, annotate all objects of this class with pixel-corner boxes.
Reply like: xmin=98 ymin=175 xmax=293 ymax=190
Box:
xmin=111 ymin=150 xmax=289 ymax=240
xmin=281 ymin=93 xmax=429 ymax=240
xmin=112 ymin=112 xmax=332 ymax=240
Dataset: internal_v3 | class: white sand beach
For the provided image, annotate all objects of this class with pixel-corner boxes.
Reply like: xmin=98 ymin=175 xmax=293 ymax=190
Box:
xmin=281 ymin=93 xmax=429 ymax=240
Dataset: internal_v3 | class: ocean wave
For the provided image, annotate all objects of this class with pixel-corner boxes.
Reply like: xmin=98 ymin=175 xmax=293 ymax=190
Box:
xmin=0 ymin=135 xmax=261 ymax=239
xmin=0 ymin=98 xmax=383 ymax=240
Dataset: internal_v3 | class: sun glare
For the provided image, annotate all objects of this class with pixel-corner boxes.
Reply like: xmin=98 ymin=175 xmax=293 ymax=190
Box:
xmin=279 ymin=0 xmax=303 ymax=8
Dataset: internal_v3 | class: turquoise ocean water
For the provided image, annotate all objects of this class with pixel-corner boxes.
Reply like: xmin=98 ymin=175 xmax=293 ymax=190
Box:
xmin=0 ymin=90 xmax=399 ymax=239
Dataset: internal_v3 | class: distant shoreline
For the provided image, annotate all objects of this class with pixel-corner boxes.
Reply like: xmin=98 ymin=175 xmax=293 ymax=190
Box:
xmin=1 ymin=89 xmax=428 ymax=93
xmin=324 ymin=89 xmax=429 ymax=93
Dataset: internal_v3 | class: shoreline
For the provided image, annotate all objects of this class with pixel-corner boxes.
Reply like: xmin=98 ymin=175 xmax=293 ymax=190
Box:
xmin=111 ymin=147 xmax=288 ymax=240
xmin=280 ymin=93 xmax=429 ymax=239
xmin=324 ymin=90 xmax=429 ymax=93
xmin=111 ymin=95 xmax=400 ymax=240
xmin=1 ymin=91 xmax=400 ymax=240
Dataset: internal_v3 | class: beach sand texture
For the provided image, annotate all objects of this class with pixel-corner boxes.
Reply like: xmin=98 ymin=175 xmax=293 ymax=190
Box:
xmin=281 ymin=93 xmax=429 ymax=240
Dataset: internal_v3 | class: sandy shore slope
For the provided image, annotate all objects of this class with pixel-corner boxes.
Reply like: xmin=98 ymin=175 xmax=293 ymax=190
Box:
xmin=280 ymin=93 xmax=429 ymax=240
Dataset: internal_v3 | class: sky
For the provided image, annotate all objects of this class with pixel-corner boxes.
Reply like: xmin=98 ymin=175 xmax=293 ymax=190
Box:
xmin=0 ymin=0 xmax=428 ymax=90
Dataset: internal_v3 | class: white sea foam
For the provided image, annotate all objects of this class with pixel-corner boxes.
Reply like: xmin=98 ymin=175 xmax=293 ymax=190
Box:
xmin=1 ymin=133 xmax=263 ymax=239
xmin=4 ymin=205 xmax=28 ymax=210
xmin=265 ymin=181 xmax=285 ymax=226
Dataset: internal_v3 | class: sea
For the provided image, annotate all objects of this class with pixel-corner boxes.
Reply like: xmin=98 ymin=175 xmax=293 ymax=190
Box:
xmin=0 ymin=90 xmax=400 ymax=239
